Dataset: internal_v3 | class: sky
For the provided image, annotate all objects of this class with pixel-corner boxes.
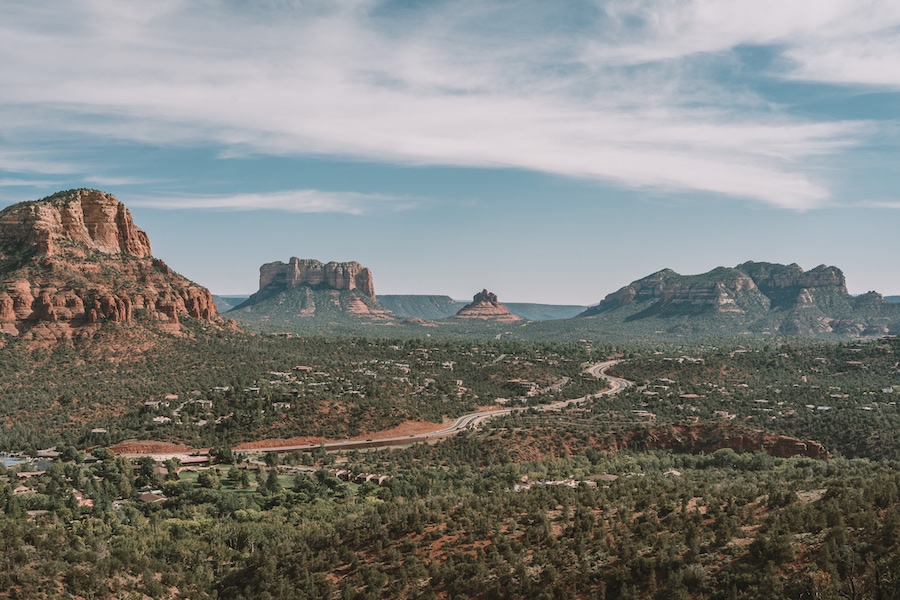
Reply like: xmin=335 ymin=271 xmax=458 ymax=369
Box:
xmin=1 ymin=0 xmax=899 ymax=304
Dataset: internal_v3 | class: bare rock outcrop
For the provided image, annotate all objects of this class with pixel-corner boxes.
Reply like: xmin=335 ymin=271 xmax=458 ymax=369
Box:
xmin=586 ymin=268 xmax=761 ymax=315
xmin=633 ymin=423 xmax=830 ymax=459
xmin=580 ymin=261 xmax=900 ymax=337
xmin=454 ymin=289 xmax=522 ymax=321
xmin=257 ymin=258 xmax=376 ymax=300
xmin=0 ymin=189 xmax=151 ymax=260
xmin=0 ymin=189 xmax=219 ymax=341
xmin=231 ymin=257 xmax=394 ymax=322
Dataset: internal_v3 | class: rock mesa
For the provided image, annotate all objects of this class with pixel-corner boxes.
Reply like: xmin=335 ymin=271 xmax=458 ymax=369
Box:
xmin=257 ymin=258 xmax=376 ymax=300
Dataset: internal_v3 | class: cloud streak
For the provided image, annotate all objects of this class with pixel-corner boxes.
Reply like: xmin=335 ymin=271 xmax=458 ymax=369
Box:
xmin=0 ymin=0 xmax=897 ymax=210
xmin=129 ymin=189 xmax=419 ymax=215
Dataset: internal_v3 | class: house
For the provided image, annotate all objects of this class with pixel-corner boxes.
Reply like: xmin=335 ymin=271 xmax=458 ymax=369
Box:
xmin=138 ymin=492 xmax=166 ymax=503
xmin=72 ymin=491 xmax=94 ymax=507
xmin=13 ymin=485 xmax=33 ymax=495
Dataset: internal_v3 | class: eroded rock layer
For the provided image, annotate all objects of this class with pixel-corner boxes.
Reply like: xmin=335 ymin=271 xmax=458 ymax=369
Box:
xmin=454 ymin=289 xmax=522 ymax=321
xmin=257 ymin=258 xmax=376 ymax=300
xmin=580 ymin=262 xmax=899 ymax=337
xmin=0 ymin=189 xmax=218 ymax=341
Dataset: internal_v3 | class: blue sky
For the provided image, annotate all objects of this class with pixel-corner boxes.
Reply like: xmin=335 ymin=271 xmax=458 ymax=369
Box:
xmin=1 ymin=0 xmax=899 ymax=303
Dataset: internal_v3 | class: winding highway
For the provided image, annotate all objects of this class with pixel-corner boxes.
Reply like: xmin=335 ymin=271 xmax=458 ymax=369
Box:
xmin=238 ymin=360 xmax=631 ymax=455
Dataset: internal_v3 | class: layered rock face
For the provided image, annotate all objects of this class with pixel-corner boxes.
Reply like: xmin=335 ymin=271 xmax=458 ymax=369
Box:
xmin=579 ymin=261 xmax=899 ymax=337
xmin=257 ymin=258 xmax=376 ymax=300
xmin=589 ymin=263 xmax=851 ymax=316
xmin=0 ymin=189 xmax=151 ymax=260
xmin=454 ymin=289 xmax=521 ymax=321
xmin=232 ymin=258 xmax=393 ymax=322
xmin=589 ymin=268 xmax=760 ymax=315
xmin=0 ymin=189 xmax=218 ymax=340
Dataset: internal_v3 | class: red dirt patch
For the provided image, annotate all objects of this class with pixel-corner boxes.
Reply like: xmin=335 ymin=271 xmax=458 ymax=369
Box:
xmin=233 ymin=419 xmax=452 ymax=450
xmin=110 ymin=440 xmax=193 ymax=454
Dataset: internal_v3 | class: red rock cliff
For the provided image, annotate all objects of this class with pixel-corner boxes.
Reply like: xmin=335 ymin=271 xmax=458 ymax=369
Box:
xmin=0 ymin=189 xmax=218 ymax=341
xmin=257 ymin=258 xmax=376 ymax=300
xmin=0 ymin=189 xmax=152 ymax=259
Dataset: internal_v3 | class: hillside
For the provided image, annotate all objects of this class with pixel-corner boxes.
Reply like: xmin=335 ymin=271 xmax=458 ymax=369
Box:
xmin=505 ymin=302 xmax=588 ymax=321
xmin=212 ymin=295 xmax=249 ymax=312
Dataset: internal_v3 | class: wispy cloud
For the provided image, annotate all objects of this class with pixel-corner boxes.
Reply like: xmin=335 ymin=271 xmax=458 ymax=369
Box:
xmin=129 ymin=189 xmax=419 ymax=215
xmin=0 ymin=178 xmax=60 ymax=188
xmin=0 ymin=0 xmax=896 ymax=210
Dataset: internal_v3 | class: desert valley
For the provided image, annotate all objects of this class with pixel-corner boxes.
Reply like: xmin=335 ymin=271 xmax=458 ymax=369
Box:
xmin=0 ymin=190 xmax=899 ymax=598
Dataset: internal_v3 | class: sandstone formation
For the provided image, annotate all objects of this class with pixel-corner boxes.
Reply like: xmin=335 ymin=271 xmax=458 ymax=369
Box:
xmin=0 ymin=189 xmax=151 ymax=260
xmin=231 ymin=258 xmax=393 ymax=322
xmin=631 ymin=423 xmax=830 ymax=459
xmin=0 ymin=189 xmax=218 ymax=341
xmin=588 ymin=267 xmax=758 ymax=315
xmin=580 ymin=262 xmax=900 ymax=337
xmin=454 ymin=289 xmax=522 ymax=322
xmin=256 ymin=258 xmax=376 ymax=301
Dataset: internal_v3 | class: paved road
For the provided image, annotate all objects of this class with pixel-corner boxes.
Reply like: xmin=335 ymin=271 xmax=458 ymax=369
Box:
xmin=239 ymin=360 xmax=631 ymax=455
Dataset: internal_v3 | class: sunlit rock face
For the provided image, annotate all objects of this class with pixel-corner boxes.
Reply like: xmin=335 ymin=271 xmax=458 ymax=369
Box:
xmin=0 ymin=189 xmax=218 ymax=341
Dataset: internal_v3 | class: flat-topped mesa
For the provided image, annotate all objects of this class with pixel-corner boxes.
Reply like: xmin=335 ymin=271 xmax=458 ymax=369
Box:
xmin=454 ymin=289 xmax=522 ymax=321
xmin=0 ymin=190 xmax=219 ymax=341
xmin=0 ymin=189 xmax=151 ymax=261
xmin=258 ymin=258 xmax=376 ymax=300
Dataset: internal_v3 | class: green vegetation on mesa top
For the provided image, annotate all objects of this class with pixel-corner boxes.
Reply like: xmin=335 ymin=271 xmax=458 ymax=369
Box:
xmin=0 ymin=319 xmax=598 ymax=451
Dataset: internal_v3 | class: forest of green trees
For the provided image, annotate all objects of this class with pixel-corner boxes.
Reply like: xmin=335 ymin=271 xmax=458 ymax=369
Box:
xmin=2 ymin=329 xmax=900 ymax=598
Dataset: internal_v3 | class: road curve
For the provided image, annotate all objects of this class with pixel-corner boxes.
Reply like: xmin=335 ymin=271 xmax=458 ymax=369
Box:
xmin=236 ymin=360 xmax=631 ymax=455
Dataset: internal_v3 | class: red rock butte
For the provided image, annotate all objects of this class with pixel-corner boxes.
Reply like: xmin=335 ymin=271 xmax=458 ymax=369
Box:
xmin=257 ymin=258 xmax=376 ymax=300
xmin=454 ymin=289 xmax=521 ymax=321
xmin=0 ymin=189 xmax=218 ymax=341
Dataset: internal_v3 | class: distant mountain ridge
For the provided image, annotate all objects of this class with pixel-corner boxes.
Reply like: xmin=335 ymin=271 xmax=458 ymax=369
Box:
xmin=377 ymin=295 xmax=461 ymax=320
xmin=378 ymin=295 xmax=588 ymax=321
xmin=579 ymin=261 xmax=900 ymax=337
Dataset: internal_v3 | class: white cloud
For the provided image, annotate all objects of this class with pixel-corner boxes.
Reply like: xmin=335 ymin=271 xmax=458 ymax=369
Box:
xmin=0 ymin=178 xmax=60 ymax=188
xmin=129 ymin=189 xmax=418 ymax=215
xmin=0 ymin=0 xmax=896 ymax=210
